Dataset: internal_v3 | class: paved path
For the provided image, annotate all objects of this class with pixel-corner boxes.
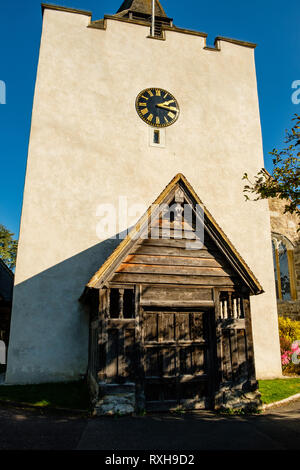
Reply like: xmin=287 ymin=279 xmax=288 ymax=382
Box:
xmin=0 ymin=400 xmax=299 ymax=450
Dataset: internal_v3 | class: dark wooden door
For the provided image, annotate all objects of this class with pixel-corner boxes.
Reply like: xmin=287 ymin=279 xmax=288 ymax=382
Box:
xmin=142 ymin=307 xmax=215 ymax=411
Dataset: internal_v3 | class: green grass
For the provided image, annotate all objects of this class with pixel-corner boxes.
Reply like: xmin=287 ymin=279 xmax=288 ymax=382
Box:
xmin=1 ymin=377 xmax=298 ymax=411
xmin=0 ymin=380 xmax=91 ymax=411
xmin=259 ymin=378 xmax=300 ymax=404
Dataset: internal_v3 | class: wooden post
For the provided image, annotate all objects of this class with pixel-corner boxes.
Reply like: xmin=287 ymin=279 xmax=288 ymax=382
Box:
xmin=213 ymin=289 xmax=222 ymax=408
xmin=231 ymin=330 xmax=238 ymax=380
xmin=119 ymin=288 xmax=124 ymax=319
xmin=228 ymin=292 xmax=233 ymax=318
xmin=135 ymin=285 xmax=145 ymax=408
xmin=103 ymin=289 xmax=110 ymax=380
xmin=98 ymin=289 xmax=108 ymax=381
xmin=243 ymin=296 xmax=256 ymax=382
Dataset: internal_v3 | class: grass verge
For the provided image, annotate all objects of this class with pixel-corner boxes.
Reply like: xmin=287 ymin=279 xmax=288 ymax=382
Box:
xmin=0 ymin=380 xmax=91 ymax=411
xmin=259 ymin=378 xmax=300 ymax=404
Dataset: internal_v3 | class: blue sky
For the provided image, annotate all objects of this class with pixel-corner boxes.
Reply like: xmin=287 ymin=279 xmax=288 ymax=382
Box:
xmin=0 ymin=0 xmax=299 ymax=237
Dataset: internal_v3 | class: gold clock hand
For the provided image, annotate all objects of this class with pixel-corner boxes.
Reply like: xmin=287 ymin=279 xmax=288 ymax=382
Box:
xmin=162 ymin=99 xmax=175 ymax=106
xmin=156 ymin=103 xmax=179 ymax=112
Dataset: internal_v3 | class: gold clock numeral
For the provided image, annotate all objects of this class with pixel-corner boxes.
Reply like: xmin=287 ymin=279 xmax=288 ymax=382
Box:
xmin=148 ymin=90 xmax=154 ymax=97
xmin=163 ymin=93 xmax=168 ymax=99
xmin=156 ymin=117 xmax=160 ymax=125
xmin=141 ymin=108 xmax=148 ymax=115
xmin=139 ymin=102 xmax=147 ymax=107
xmin=141 ymin=95 xmax=149 ymax=100
xmin=164 ymin=116 xmax=169 ymax=124
xmin=168 ymin=112 xmax=175 ymax=119
xmin=155 ymin=89 xmax=161 ymax=96
xmin=147 ymin=114 xmax=154 ymax=122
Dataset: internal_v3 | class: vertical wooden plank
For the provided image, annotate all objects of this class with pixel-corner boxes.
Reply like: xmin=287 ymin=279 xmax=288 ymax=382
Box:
xmin=192 ymin=346 xmax=204 ymax=374
xmin=222 ymin=331 xmax=232 ymax=382
xmin=161 ymin=313 xmax=175 ymax=342
xmin=213 ymin=289 xmax=223 ymax=406
xmin=191 ymin=312 xmax=204 ymax=340
xmin=106 ymin=288 xmax=111 ymax=319
xmin=162 ymin=347 xmax=176 ymax=377
xmin=237 ymin=329 xmax=248 ymax=377
xmin=206 ymin=307 xmax=217 ymax=409
xmin=118 ymin=326 xmax=125 ymax=378
xmin=135 ymin=285 xmax=145 ymax=407
xmin=243 ymin=296 xmax=256 ymax=381
xmin=179 ymin=347 xmax=190 ymax=375
xmin=158 ymin=313 xmax=163 ymax=343
xmin=98 ymin=289 xmax=109 ymax=381
xmin=176 ymin=313 xmax=189 ymax=341
xmin=144 ymin=313 xmax=158 ymax=342
xmin=230 ymin=329 xmax=239 ymax=381
xmin=104 ymin=289 xmax=110 ymax=379
xmin=106 ymin=329 xmax=118 ymax=381
xmin=145 ymin=347 xmax=159 ymax=377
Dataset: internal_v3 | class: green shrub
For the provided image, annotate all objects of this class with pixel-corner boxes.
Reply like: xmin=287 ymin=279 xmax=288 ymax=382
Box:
xmin=278 ymin=316 xmax=300 ymax=344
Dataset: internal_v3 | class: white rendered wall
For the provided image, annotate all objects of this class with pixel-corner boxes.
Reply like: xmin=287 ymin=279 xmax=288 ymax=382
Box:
xmin=6 ymin=8 xmax=282 ymax=383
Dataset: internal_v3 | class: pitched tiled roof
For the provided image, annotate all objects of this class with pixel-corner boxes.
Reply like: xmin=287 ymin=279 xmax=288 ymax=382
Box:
xmin=116 ymin=0 xmax=167 ymax=17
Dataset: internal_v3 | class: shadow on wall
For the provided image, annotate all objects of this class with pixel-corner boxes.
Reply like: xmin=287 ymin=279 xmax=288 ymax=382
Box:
xmin=5 ymin=235 xmax=126 ymax=385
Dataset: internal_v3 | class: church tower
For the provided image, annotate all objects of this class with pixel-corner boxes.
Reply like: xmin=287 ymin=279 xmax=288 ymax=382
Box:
xmin=6 ymin=0 xmax=282 ymax=400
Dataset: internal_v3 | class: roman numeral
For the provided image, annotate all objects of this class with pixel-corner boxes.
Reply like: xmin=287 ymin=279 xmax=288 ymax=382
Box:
xmin=141 ymin=108 xmax=148 ymax=115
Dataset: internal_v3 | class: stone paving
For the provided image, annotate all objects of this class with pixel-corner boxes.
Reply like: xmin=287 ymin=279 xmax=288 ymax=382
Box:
xmin=0 ymin=399 xmax=299 ymax=450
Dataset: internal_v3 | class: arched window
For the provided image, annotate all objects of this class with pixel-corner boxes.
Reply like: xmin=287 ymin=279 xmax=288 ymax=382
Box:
xmin=272 ymin=233 xmax=297 ymax=301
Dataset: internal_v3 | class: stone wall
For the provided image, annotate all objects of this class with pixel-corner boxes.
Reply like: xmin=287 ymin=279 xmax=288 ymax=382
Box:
xmin=269 ymin=198 xmax=300 ymax=321
xmin=277 ymin=301 xmax=300 ymax=322
xmin=269 ymin=198 xmax=299 ymax=245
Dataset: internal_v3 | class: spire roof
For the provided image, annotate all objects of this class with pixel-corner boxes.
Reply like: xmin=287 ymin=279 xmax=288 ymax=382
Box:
xmin=116 ymin=0 xmax=167 ymax=18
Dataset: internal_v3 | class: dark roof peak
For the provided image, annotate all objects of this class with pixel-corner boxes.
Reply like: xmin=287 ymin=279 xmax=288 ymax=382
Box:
xmin=117 ymin=0 xmax=167 ymax=18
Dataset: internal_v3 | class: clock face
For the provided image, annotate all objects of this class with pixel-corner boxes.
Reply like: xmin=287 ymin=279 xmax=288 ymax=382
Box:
xmin=135 ymin=88 xmax=180 ymax=128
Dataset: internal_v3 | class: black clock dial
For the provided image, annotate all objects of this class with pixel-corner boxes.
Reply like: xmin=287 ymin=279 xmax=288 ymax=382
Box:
xmin=136 ymin=88 xmax=180 ymax=128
